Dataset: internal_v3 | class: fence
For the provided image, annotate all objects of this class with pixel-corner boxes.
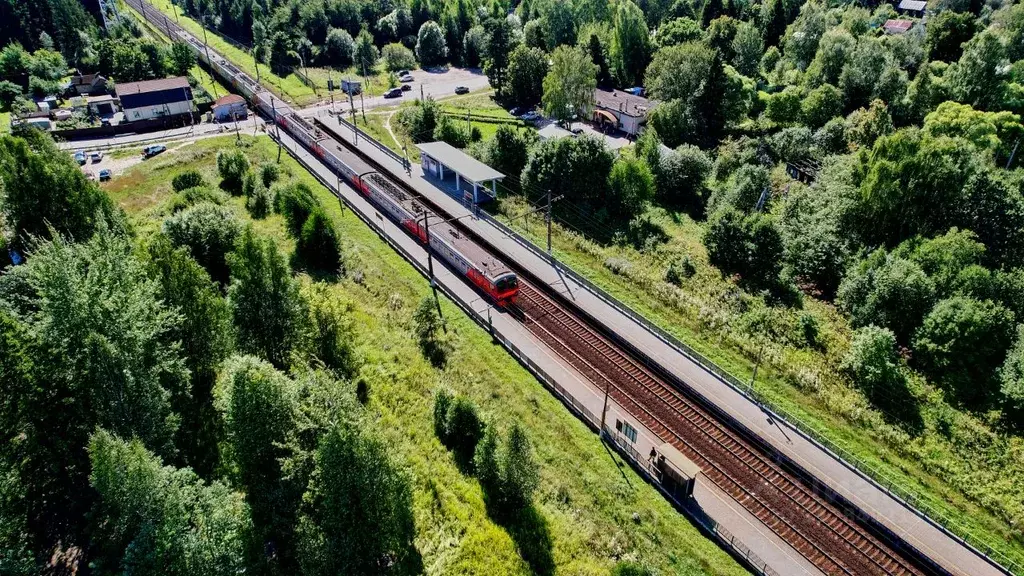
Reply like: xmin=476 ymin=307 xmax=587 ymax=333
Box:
xmin=273 ymin=130 xmax=780 ymax=576
xmin=322 ymin=114 xmax=1019 ymax=575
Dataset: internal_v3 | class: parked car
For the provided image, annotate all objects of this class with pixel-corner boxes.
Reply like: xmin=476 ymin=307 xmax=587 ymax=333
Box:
xmin=397 ymin=70 xmax=410 ymax=77
xmin=519 ymin=111 xmax=541 ymax=123
xmin=74 ymin=151 xmax=86 ymax=165
xmin=401 ymin=83 xmax=412 ymax=91
xmin=143 ymin=144 xmax=166 ymax=158
xmin=384 ymin=87 xmax=403 ymax=99
xmin=399 ymin=73 xmax=413 ymax=83
xmin=509 ymin=107 xmax=523 ymax=117
xmin=99 ymin=169 xmax=112 ymax=182
xmin=90 ymin=151 xmax=103 ymax=163
xmin=454 ymin=86 xmax=469 ymax=95
xmin=571 ymin=126 xmax=584 ymax=135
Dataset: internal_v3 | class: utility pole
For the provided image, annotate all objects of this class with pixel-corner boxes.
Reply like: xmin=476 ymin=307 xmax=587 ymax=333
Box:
xmin=328 ymin=68 xmax=335 ymax=115
xmin=420 ymin=84 xmax=424 ymax=101
xmin=546 ymin=189 xmax=552 ymax=257
xmin=422 ymin=211 xmax=435 ymax=286
xmin=403 ymin=144 xmax=411 ymax=176
xmin=599 ymin=379 xmax=611 ymax=439
xmin=163 ymin=15 xmax=172 ymax=39
xmin=350 ymin=108 xmax=358 ymax=145
xmin=171 ymin=0 xmax=180 ymax=23
xmin=750 ymin=341 xmax=765 ymax=402
xmin=139 ymin=0 xmax=147 ymax=21
xmin=360 ymin=60 xmax=368 ymax=122
xmin=271 ymin=96 xmax=282 ymax=163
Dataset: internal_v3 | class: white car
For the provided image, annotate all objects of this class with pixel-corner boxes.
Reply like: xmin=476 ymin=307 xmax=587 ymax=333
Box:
xmin=399 ymin=73 xmax=413 ymax=83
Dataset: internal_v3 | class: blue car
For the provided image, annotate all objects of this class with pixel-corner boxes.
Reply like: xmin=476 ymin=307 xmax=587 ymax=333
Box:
xmin=99 ymin=169 xmax=112 ymax=182
xmin=74 ymin=151 xmax=86 ymax=165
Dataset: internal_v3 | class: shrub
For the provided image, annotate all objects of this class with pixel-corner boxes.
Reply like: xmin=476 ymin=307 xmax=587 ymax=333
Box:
xmin=301 ymin=282 xmax=357 ymax=377
xmin=296 ymin=209 xmax=342 ymax=273
xmin=913 ymin=296 xmax=1016 ymax=404
xmin=217 ymin=148 xmax=249 ymax=194
xmin=163 ymin=202 xmax=243 ymax=284
xmin=1001 ymin=326 xmax=1024 ymax=421
xmin=433 ymin=116 xmax=471 ymax=148
xmin=260 ymin=162 xmax=280 ymax=187
xmin=841 ymin=326 xmax=909 ymax=409
xmin=276 ymin=182 xmax=321 ymax=237
xmin=242 ymin=171 xmax=260 ymax=198
xmin=382 ymin=42 xmax=416 ymax=71
xmin=172 ymin=169 xmax=206 ymax=192
xmin=414 ymin=296 xmax=451 ymax=367
xmin=433 ymin=388 xmax=454 ymax=441
xmin=246 ymin=185 xmax=273 ymax=219
xmin=837 ymin=251 xmax=936 ymax=344
xmin=665 ymin=255 xmax=696 ymax=286
xmin=178 ymin=185 xmax=229 ymax=206
xmin=444 ymin=397 xmax=484 ymax=465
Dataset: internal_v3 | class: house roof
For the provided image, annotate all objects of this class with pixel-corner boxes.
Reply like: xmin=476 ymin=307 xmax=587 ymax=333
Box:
xmin=214 ymin=94 xmax=246 ymax=107
xmin=593 ymin=88 xmax=651 ymax=118
xmin=70 ymin=73 xmax=105 ymax=86
xmin=897 ymin=0 xmax=927 ymax=11
xmin=883 ymin=19 xmax=914 ymax=33
xmin=115 ymin=76 xmax=191 ymax=97
xmin=416 ymin=141 xmax=504 ymax=183
xmin=537 ymin=124 xmax=573 ymax=140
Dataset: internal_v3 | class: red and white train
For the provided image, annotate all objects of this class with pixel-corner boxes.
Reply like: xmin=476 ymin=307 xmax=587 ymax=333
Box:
xmin=153 ymin=10 xmax=519 ymax=306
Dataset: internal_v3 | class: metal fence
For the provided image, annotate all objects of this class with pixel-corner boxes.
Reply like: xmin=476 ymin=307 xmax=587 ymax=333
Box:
xmin=326 ymin=123 xmax=1019 ymax=575
xmin=276 ymin=131 xmax=780 ymax=576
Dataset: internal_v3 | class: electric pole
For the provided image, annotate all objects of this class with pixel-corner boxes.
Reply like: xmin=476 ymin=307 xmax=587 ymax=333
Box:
xmin=423 ymin=211 xmax=434 ymax=286
xmin=198 ymin=12 xmax=219 ymax=98
xmin=546 ymin=189 xmax=552 ymax=257
xmin=271 ymin=96 xmax=282 ymax=162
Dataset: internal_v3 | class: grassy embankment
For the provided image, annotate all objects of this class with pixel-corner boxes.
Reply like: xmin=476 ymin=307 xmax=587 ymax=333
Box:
xmin=494 ymin=194 xmax=1024 ymax=569
xmin=141 ymin=0 xmax=317 ymax=106
xmin=101 ymin=134 xmax=750 ymax=576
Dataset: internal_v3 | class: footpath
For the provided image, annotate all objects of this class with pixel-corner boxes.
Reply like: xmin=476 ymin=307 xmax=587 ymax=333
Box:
xmin=311 ymin=111 xmax=1009 ymax=576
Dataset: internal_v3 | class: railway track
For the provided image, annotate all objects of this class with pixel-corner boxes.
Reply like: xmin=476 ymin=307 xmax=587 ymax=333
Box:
xmin=515 ymin=285 xmax=925 ymax=576
xmin=120 ymin=1 xmax=948 ymax=573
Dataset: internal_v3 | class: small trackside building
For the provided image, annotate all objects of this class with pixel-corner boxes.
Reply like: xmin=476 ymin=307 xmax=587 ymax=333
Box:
xmin=416 ymin=141 xmax=505 ymax=206
xmin=592 ymin=88 xmax=651 ymax=136
xmin=116 ymin=77 xmax=193 ymax=122
xmin=212 ymin=94 xmax=248 ymax=122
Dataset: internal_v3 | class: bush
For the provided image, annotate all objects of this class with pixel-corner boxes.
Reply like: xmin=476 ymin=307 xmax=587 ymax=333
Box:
xmin=259 ymin=162 xmax=280 ymax=187
xmin=841 ymin=326 xmax=911 ymax=410
xmin=297 ymin=209 xmax=342 ymax=273
xmin=913 ymin=296 xmax=1016 ymax=404
xmin=177 ymin=185 xmax=229 ymax=206
xmin=246 ymin=185 xmax=274 ymax=219
xmin=414 ymin=296 xmax=451 ymax=367
xmin=395 ymin=98 xmax=439 ymax=143
xmin=443 ymin=396 xmax=484 ymax=465
xmin=241 ymin=171 xmax=260 ymax=198
xmin=301 ymin=282 xmax=357 ymax=377
xmin=665 ymin=255 xmax=696 ymax=286
xmin=433 ymin=388 xmax=454 ymax=441
xmin=382 ymin=43 xmax=416 ymax=71
xmin=608 ymin=153 xmax=655 ymax=216
xmin=172 ymin=169 xmax=206 ymax=192
xmin=837 ymin=251 xmax=936 ymax=344
xmin=163 ymin=202 xmax=243 ymax=285
xmin=217 ymin=148 xmax=250 ymax=194
xmin=276 ymin=182 xmax=321 ymax=237
xmin=433 ymin=116 xmax=471 ymax=148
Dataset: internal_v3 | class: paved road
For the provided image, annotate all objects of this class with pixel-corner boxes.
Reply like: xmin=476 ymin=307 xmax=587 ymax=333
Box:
xmin=300 ymin=67 xmax=491 ymax=116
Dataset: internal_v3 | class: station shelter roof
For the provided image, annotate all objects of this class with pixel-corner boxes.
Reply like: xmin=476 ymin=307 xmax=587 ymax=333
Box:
xmin=416 ymin=141 xmax=505 ymax=184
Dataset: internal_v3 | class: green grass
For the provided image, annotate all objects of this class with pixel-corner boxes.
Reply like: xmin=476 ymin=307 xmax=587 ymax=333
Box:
xmin=139 ymin=0 xmax=317 ymax=106
xmin=494 ymin=195 xmax=1024 ymax=571
xmin=104 ymin=134 xmax=750 ymax=576
xmin=0 ymin=111 xmax=10 ymax=134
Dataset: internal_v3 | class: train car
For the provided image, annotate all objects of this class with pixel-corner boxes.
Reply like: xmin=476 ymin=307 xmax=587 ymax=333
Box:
xmin=360 ymin=173 xmax=519 ymax=306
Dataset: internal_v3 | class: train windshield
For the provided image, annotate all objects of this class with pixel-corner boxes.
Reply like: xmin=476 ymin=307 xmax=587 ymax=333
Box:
xmin=495 ymin=274 xmax=519 ymax=292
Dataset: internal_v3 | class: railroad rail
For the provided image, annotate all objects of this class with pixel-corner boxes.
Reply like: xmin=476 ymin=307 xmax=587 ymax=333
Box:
xmin=118 ymin=1 xmax=968 ymax=573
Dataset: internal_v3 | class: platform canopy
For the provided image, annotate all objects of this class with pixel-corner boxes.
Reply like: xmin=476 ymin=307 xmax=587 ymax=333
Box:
xmin=416 ymin=141 xmax=504 ymax=184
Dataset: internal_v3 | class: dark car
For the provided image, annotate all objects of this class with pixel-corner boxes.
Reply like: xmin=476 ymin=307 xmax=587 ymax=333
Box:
xmin=143 ymin=144 xmax=167 ymax=158
xmin=401 ymin=83 xmax=412 ymax=91
xmin=454 ymin=86 xmax=469 ymax=95
xmin=384 ymin=87 xmax=403 ymax=99
xmin=99 ymin=169 xmax=112 ymax=182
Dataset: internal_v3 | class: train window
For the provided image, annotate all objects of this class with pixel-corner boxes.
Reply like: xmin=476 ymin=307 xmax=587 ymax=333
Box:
xmin=495 ymin=274 xmax=519 ymax=292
